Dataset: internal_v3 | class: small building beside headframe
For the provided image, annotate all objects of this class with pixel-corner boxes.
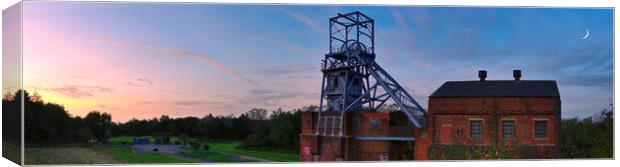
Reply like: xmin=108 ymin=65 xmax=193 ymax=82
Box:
xmin=424 ymin=70 xmax=561 ymax=159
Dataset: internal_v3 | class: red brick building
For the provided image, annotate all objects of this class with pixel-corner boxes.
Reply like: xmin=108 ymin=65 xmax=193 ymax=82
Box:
xmin=419 ymin=70 xmax=561 ymax=159
xmin=301 ymin=70 xmax=561 ymax=161
xmin=300 ymin=111 xmax=422 ymax=161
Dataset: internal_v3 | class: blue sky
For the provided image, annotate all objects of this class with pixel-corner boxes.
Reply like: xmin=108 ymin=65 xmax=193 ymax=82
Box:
xmin=15 ymin=2 xmax=613 ymax=121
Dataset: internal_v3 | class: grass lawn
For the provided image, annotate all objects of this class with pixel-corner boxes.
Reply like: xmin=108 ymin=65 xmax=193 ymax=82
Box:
xmin=24 ymin=146 xmax=123 ymax=164
xmin=22 ymin=144 xmax=192 ymax=164
xmin=2 ymin=141 xmax=21 ymax=164
xmin=107 ymin=136 xmax=299 ymax=162
xmin=182 ymin=149 xmax=236 ymax=162
xmin=205 ymin=141 xmax=299 ymax=162
xmin=102 ymin=146 xmax=193 ymax=163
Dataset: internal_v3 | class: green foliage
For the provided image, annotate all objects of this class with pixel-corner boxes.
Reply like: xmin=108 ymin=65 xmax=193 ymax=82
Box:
xmin=179 ymin=134 xmax=190 ymax=145
xmin=428 ymin=143 xmax=513 ymax=160
xmin=2 ymin=91 xmax=21 ymax=143
xmin=84 ymin=111 xmax=113 ymax=142
xmin=559 ymin=108 xmax=613 ymax=158
xmin=76 ymin=127 xmax=95 ymax=143
xmin=189 ymin=139 xmax=201 ymax=150
xmin=4 ymin=90 xmax=112 ymax=145
xmin=247 ymin=108 xmax=268 ymax=121
xmin=239 ymin=106 xmax=312 ymax=153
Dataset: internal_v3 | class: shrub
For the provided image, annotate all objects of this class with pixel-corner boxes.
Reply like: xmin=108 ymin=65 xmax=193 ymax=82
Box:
xmin=429 ymin=143 xmax=513 ymax=160
xmin=203 ymin=144 xmax=210 ymax=151
xmin=76 ymin=126 xmax=95 ymax=144
xmin=189 ymin=139 xmax=201 ymax=150
xmin=179 ymin=134 xmax=190 ymax=145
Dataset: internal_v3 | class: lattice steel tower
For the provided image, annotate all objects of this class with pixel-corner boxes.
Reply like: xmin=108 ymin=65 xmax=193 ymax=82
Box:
xmin=317 ymin=11 xmax=427 ymax=136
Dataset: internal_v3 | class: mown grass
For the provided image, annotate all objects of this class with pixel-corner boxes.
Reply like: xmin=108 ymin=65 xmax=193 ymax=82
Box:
xmin=24 ymin=146 xmax=123 ymax=164
xmin=102 ymin=146 xmax=193 ymax=163
xmin=22 ymin=144 xmax=193 ymax=164
xmin=107 ymin=136 xmax=299 ymax=162
xmin=205 ymin=141 xmax=299 ymax=162
xmin=2 ymin=141 xmax=21 ymax=164
xmin=182 ymin=149 xmax=236 ymax=162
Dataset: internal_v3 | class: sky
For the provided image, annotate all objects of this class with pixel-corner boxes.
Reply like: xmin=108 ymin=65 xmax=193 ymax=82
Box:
xmin=3 ymin=2 xmax=613 ymax=122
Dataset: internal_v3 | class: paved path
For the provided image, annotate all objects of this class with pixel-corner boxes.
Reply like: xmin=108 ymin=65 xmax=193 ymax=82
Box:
xmin=170 ymin=154 xmax=211 ymax=163
xmin=132 ymin=145 xmax=184 ymax=154
xmin=212 ymin=151 xmax=272 ymax=162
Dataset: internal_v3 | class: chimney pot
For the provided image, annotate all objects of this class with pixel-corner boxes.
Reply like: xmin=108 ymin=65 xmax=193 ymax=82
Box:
xmin=513 ymin=70 xmax=521 ymax=81
xmin=478 ymin=70 xmax=487 ymax=81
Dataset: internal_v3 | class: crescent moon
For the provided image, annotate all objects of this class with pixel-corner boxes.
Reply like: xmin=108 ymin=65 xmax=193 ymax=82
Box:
xmin=582 ymin=29 xmax=590 ymax=39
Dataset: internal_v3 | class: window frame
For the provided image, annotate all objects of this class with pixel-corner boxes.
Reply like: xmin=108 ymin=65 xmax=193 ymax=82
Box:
xmin=469 ymin=120 xmax=483 ymax=139
xmin=370 ymin=118 xmax=381 ymax=129
xmin=501 ymin=120 xmax=516 ymax=140
xmin=534 ymin=119 xmax=549 ymax=139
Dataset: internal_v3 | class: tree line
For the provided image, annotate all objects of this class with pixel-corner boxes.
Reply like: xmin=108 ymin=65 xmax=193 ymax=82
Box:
xmin=559 ymin=107 xmax=613 ymax=158
xmin=4 ymin=90 xmax=305 ymax=153
xmin=3 ymin=90 xmax=114 ymax=145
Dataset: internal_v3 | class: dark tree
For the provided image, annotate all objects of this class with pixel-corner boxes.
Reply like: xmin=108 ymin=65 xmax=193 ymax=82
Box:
xmin=84 ymin=111 xmax=113 ymax=142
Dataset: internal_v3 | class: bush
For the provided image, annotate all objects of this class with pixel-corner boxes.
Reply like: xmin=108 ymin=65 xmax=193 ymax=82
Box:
xmin=179 ymin=134 xmax=190 ymax=145
xmin=203 ymin=144 xmax=210 ymax=151
xmin=189 ymin=139 xmax=201 ymax=150
xmin=429 ymin=143 xmax=513 ymax=160
xmin=76 ymin=127 xmax=95 ymax=144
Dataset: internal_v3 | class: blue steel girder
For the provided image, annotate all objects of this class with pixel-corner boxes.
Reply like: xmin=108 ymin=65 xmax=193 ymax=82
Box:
xmin=317 ymin=11 xmax=427 ymax=136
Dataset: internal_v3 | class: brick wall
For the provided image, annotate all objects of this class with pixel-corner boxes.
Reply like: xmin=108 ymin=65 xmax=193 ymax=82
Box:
xmin=422 ymin=97 xmax=560 ymax=159
xmin=300 ymin=111 xmax=419 ymax=161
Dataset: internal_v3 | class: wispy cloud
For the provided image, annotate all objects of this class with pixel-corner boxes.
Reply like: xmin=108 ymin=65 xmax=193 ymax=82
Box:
xmin=98 ymin=104 xmax=119 ymax=110
xmin=280 ymin=42 xmax=322 ymax=58
xmin=237 ymin=88 xmax=317 ymax=108
xmin=136 ymin=99 xmax=167 ymax=105
xmin=25 ymin=71 xmax=181 ymax=94
xmin=287 ymin=11 xmax=326 ymax=35
xmin=97 ymin=39 xmax=260 ymax=86
xmin=95 ymin=39 xmax=151 ymax=49
xmin=45 ymin=85 xmax=113 ymax=98
xmin=387 ymin=9 xmax=433 ymax=69
xmin=136 ymin=78 xmax=154 ymax=85
xmin=172 ymin=100 xmax=205 ymax=106
xmin=167 ymin=48 xmax=260 ymax=86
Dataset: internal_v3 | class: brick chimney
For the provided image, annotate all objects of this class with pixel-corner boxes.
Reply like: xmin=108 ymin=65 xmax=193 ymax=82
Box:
xmin=513 ymin=70 xmax=521 ymax=81
xmin=478 ymin=70 xmax=487 ymax=81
